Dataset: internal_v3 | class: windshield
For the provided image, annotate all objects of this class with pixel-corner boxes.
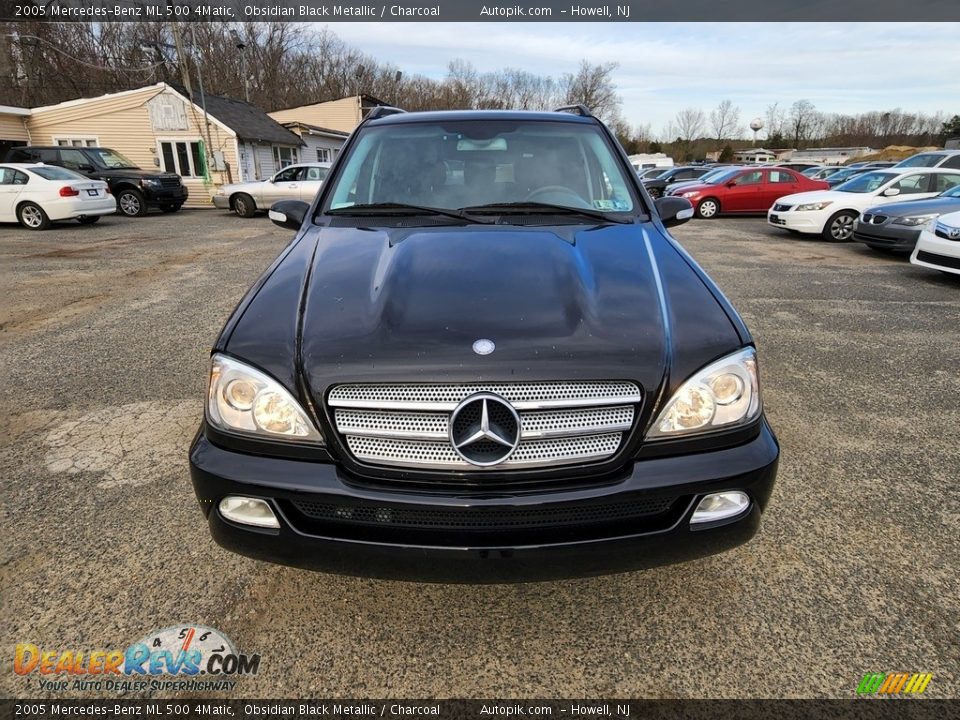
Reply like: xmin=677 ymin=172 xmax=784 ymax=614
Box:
xmin=895 ymin=153 xmax=943 ymax=168
xmin=705 ymin=168 xmax=744 ymax=185
xmin=326 ymin=120 xmax=636 ymax=214
xmin=941 ymin=185 xmax=960 ymax=198
xmin=834 ymin=171 xmax=897 ymax=193
xmin=30 ymin=166 xmax=87 ymax=181
xmin=86 ymin=148 xmax=139 ymax=169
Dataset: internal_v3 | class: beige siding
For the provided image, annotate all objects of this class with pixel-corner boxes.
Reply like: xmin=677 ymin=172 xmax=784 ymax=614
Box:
xmin=0 ymin=113 xmax=30 ymax=142
xmin=27 ymin=85 xmax=240 ymax=208
xmin=269 ymin=97 xmax=361 ymax=133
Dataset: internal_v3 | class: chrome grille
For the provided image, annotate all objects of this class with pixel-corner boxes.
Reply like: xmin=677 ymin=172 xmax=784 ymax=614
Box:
xmin=935 ymin=221 xmax=960 ymax=241
xmin=330 ymin=381 xmax=641 ymax=470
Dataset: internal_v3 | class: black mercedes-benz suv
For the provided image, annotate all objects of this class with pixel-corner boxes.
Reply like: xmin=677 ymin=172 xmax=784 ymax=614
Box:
xmin=189 ymin=106 xmax=779 ymax=582
xmin=3 ymin=145 xmax=188 ymax=216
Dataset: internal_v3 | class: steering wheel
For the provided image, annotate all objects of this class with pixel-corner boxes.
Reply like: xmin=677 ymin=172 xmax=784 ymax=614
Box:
xmin=525 ymin=185 xmax=590 ymax=207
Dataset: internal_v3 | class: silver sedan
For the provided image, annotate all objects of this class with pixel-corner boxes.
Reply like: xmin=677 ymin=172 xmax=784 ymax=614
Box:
xmin=213 ymin=162 xmax=331 ymax=217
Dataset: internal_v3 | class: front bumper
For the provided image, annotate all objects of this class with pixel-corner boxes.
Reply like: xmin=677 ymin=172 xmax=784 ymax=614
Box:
xmin=143 ymin=186 xmax=188 ymax=207
xmin=212 ymin=195 xmax=231 ymax=210
xmin=189 ymin=422 xmax=780 ymax=582
xmin=911 ymin=229 xmax=960 ymax=275
xmin=852 ymin=221 xmax=920 ymax=251
xmin=767 ymin=209 xmax=826 ymax=234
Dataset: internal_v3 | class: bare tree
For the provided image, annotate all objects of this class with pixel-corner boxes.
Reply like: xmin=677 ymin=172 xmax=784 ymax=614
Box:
xmin=673 ymin=107 xmax=706 ymax=142
xmin=788 ymin=99 xmax=819 ymax=149
xmin=710 ymin=99 xmax=741 ymax=143
xmin=765 ymin=102 xmax=788 ymax=143
xmin=559 ymin=60 xmax=620 ymax=120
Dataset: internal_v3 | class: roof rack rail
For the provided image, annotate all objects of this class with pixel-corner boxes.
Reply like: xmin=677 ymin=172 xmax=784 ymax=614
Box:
xmin=365 ymin=105 xmax=407 ymax=121
xmin=553 ymin=104 xmax=593 ymax=118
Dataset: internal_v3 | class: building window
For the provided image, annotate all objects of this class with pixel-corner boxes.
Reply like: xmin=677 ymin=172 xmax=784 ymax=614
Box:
xmin=54 ymin=137 xmax=98 ymax=147
xmin=316 ymin=148 xmax=333 ymax=163
xmin=274 ymin=146 xmax=298 ymax=169
xmin=158 ymin=140 xmax=205 ymax=177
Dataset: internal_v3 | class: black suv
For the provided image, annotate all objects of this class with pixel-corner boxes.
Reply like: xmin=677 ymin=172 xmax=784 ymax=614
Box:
xmin=642 ymin=165 xmax=712 ymax=198
xmin=189 ymin=106 xmax=779 ymax=582
xmin=3 ymin=146 xmax=188 ymax=216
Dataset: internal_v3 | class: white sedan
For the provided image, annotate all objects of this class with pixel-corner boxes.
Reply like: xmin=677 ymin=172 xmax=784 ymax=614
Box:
xmin=911 ymin=210 xmax=960 ymax=276
xmin=0 ymin=163 xmax=115 ymax=230
xmin=767 ymin=168 xmax=960 ymax=241
xmin=213 ymin=162 xmax=330 ymax=218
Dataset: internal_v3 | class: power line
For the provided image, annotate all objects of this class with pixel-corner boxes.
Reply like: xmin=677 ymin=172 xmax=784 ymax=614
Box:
xmin=4 ymin=33 xmax=166 ymax=73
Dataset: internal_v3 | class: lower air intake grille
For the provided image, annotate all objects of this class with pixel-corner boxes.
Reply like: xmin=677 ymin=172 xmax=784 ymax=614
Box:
xmin=290 ymin=495 xmax=675 ymax=531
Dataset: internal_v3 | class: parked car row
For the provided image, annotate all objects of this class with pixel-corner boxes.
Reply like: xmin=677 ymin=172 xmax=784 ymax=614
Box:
xmin=660 ymin=150 xmax=960 ymax=276
xmin=4 ymin=146 xmax=187 ymax=216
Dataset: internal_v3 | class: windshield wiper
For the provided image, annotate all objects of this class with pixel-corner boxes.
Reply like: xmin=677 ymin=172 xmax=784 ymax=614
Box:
xmin=328 ymin=202 xmax=492 ymax=224
xmin=460 ymin=202 xmax=632 ymax=225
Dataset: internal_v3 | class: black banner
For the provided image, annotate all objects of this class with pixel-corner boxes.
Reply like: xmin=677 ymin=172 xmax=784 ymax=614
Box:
xmin=1 ymin=0 xmax=959 ymax=22
xmin=2 ymin=700 xmax=959 ymax=720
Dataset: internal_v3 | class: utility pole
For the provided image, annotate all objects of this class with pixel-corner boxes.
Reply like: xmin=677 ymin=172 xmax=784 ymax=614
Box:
xmin=229 ymin=29 xmax=249 ymax=103
xmin=172 ymin=23 xmax=214 ymax=178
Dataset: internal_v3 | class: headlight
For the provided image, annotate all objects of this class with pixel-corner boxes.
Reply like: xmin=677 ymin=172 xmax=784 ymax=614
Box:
xmin=681 ymin=191 xmax=700 ymax=198
xmin=891 ymin=214 xmax=936 ymax=227
xmin=140 ymin=178 xmax=161 ymax=187
xmin=206 ymin=354 xmax=323 ymax=443
xmin=795 ymin=201 xmax=833 ymax=211
xmin=646 ymin=347 xmax=761 ymax=439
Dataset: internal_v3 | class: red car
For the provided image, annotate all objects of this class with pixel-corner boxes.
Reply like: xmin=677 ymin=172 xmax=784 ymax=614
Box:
xmin=667 ymin=167 xmax=829 ymax=218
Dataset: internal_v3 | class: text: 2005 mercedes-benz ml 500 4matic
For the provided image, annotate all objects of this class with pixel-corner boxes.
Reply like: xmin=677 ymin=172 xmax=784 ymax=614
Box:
xmin=189 ymin=106 xmax=779 ymax=582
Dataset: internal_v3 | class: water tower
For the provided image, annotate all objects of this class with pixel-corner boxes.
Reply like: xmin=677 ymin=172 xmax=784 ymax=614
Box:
xmin=750 ymin=118 xmax=764 ymax=147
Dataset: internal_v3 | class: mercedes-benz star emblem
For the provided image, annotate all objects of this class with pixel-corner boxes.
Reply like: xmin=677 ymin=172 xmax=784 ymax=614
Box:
xmin=449 ymin=393 xmax=521 ymax=467
xmin=472 ymin=338 xmax=495 ymax=355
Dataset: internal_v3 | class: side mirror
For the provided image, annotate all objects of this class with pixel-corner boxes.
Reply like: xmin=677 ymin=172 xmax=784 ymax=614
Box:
xmin=79 ymin=164 xmax=95 ymax=173
xmin=726 ymin=180 xmax=737 ymax=187
xmin=882 ymin=187 xmax=901 ymax=197
xmin=655 ymin=196 xmax=694 ymax=228
xmin=268 ymin=200 xmax=309 ymax=231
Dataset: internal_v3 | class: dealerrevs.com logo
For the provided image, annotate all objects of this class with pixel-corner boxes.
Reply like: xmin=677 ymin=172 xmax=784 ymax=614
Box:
xmin=14 ymin=625 xmax=260 ymax=693
xmin=857 ymin=672 xmax=933 ymax=696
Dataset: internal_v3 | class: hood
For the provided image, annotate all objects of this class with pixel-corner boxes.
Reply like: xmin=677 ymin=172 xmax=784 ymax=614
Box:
xmin=669 ymin=181 xmax=715 ymax=195
xmin=299 ymin=224 xmax=673 ymax=396
xmin=777 ymin=189 xmax=853 ymax=205
xmin=864 ymin=195 xmax=960 ymax=218
xmin=100 ymin=168 xmax=177 ymax=181
xmin=223 ymin=222 xmax=745 ymax=410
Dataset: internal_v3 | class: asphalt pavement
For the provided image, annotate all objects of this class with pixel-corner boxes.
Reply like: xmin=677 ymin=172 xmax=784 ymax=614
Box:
xmin=1 ymin=209 xmax=957 ymax=699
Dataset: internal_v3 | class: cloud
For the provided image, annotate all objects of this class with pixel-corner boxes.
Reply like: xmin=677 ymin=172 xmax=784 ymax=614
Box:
xmin=319 ymin=22 xmax=959 ymax=133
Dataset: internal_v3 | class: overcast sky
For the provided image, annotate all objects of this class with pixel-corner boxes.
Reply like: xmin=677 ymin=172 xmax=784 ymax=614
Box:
xmin=323 ymin=22 xmax=959 ymax=137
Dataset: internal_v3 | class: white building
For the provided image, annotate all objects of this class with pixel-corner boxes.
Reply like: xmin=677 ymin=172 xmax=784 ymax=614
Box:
xmin=628 ymin=153 xmax=674 ymax=170
xmin=790 ymin=147 xmax=874 ymax=164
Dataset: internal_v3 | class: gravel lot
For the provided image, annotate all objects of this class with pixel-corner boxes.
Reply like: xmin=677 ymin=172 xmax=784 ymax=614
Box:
xmin=1 ymin=209 xmax=958 ymax=699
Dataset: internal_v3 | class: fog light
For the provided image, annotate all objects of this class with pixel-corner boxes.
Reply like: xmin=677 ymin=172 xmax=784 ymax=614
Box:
xmin=219 ymin=496 xmax=280 ymax=528
xmin=690 ymin=491 xmax=750 ymax=524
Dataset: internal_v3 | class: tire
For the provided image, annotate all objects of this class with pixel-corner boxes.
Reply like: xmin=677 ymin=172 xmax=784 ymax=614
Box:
xmin=160 ymin=204 xmax=182 ymax=213
xmin=695 ymin=197 xmax=720 ymax=219
xmin=17 ymin=202 xmax=51 ymax=230
xmin=77 ymin=216 xmax=101 ymax=225
xmin=822 ymin=210 xmax=857 ymax=242
xmin=232 ymin=193 xmax=257 ymax=218
xmin=117 ymin=188 xmax=148 ymax=217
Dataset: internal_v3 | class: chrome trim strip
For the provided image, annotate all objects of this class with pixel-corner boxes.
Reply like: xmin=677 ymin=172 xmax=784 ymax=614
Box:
xmin=337 ymin=421 xmax=634 ymax=441
xmin=329 ymin=395 xmax=643 ymax=411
